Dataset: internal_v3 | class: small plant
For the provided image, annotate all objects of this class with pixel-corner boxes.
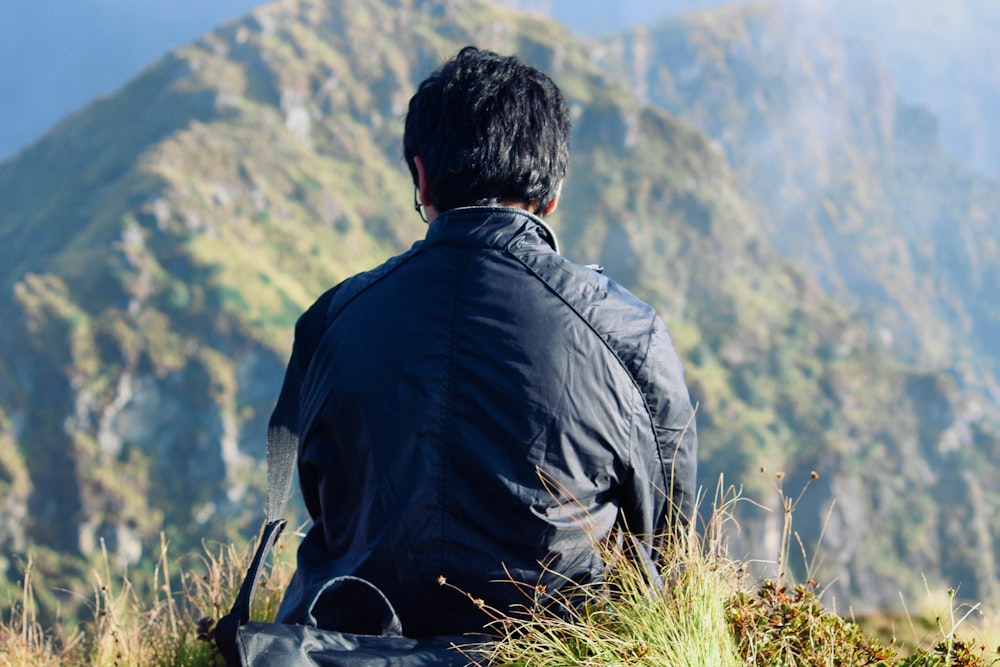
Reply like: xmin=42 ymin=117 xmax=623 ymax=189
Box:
xmin=902 ymin=638 xmax=997 ymax=667
xmin=481 ymin=532 xmax=742 ymax=666
xmin=896 ymin=587 xmax=1000 ymax=667
xmin=728 ymin=578 xmax=896 ymax=666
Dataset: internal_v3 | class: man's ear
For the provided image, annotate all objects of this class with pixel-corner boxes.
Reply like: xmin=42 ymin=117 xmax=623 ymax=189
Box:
xmin=540 ymin=180 xmax=563 ymax=216
xmin=414 ymin=155 xmax=431 ymax=206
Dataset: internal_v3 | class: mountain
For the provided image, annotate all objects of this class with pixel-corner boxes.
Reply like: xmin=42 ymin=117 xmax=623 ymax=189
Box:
xmin=1 ymin=0 xmax=998 ymax=620
xmin=590 ymin=0 xmax=1000 ymax=606
xmin=595 ymin=2 xmax=1000 ymax=395
xmin=499 ymin=0 xmax=1000 ymax=178
xmin=823 ymin=0 xmax=1000 ymax=177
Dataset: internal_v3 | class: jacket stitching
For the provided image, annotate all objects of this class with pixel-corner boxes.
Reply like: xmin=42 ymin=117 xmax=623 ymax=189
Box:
xmin=439 ymin=247 xmax=466 ymax=576
xmin=321 ymin=244 xmax=424 ymax=328
xmin=635 ymin=320 xmax=674 ymax=504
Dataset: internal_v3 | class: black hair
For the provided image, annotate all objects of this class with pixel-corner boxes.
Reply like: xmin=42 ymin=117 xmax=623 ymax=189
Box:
xmin=403 ymin=46 xmax=570 ymax=215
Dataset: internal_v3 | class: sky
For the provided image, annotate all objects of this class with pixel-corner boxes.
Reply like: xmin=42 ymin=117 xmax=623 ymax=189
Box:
xmin=0 ymin=0 xmax=263 ymax=160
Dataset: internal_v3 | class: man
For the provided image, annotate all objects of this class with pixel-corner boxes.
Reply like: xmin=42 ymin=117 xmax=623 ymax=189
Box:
xmin=271 ymin=46 xmax=697 ymax=637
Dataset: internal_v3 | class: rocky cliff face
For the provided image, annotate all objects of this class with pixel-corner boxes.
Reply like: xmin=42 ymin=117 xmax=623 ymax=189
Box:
xmin=1 ymin=0 xmax=998 ymax=618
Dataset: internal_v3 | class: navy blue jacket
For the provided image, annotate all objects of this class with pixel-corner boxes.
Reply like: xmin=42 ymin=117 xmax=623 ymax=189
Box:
xmin=271 ymin=207 xmax=697 ymax=637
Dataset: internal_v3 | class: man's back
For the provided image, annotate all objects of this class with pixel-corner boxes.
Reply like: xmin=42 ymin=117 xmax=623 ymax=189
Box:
xmin=276 ymin=208 xmax=697 ymax=636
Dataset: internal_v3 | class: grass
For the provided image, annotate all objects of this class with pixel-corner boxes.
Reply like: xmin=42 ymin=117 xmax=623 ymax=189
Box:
xmin=477 ymin=477 xmax=1000 ymax=667
xmin=479 ymin=484 xmax=744 ymax=667
xmin=2 ymin=488 xmax=998 ymax=666
xmin=482 ymin=537 xmax=740 ymax=666
xmin=0 ymin=530 xmax=294 ymax=667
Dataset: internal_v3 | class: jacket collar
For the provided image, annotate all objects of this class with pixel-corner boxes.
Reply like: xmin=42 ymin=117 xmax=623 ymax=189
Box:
xmin=423 ymin=207 xmax=560 ymax=254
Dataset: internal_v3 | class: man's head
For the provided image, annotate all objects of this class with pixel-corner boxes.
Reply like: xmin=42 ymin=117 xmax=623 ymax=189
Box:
xmin=404 ymin=46 xmax=570 ymax=218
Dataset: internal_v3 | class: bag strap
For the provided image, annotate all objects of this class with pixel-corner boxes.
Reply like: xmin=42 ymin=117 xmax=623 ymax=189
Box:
xmin=214 ymin=426 xmax=296 ymax=665
xmin=215 ymin=292 xmax=334 ymax=664
xmin=228 ymin=425 xmax=299 ymax=624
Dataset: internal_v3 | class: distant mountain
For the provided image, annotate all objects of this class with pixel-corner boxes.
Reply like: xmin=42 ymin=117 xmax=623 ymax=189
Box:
xmin=1 ymin=0 xmax=998 ymax=621
xmin=827 ymin=0 xmax=1000 ymax=177
xmin=594 ymin=2 xmax=1000 ymax=398
xmin=499 ymin=0 xmax=1000 ymax=177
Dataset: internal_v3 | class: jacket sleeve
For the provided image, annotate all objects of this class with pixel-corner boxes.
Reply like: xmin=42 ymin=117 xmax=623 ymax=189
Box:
xmin=267 ymin=285 xmax=341 ymax=520
xmin=624 ymin=314 xmax=698 ymax=544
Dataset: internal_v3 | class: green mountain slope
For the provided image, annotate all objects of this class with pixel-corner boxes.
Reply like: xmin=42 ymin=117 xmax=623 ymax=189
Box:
xmin=0 ymin=0 xmax=997 ymax=619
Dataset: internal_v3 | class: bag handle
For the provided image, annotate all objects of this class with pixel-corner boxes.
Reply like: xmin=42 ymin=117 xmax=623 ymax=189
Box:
xmin=305 ymin=575 xmax=404 ymax=636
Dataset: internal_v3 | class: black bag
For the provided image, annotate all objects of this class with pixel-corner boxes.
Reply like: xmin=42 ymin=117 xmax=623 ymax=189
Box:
xmin=212 ymin=428 xmax=490 ymax=666
xmin=231 ymin=621 xmax=483 ymax=666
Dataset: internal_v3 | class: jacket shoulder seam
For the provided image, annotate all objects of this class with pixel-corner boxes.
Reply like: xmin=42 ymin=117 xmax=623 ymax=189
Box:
xmin=323 ymin=243 xmax=424 ymax=326
xmin=506 ymin=248 xmax=662 ymax=470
